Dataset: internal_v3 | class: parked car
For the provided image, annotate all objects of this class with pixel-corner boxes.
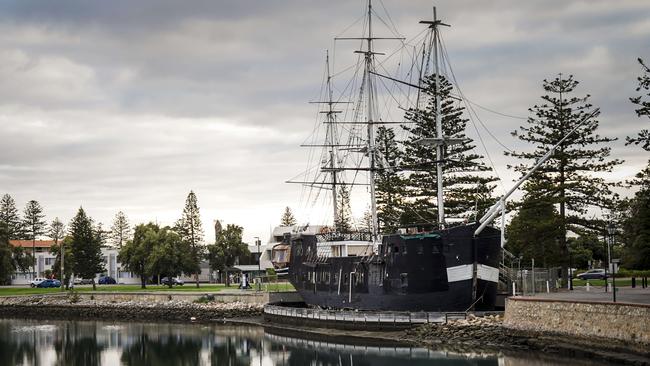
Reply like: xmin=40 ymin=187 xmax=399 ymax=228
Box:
xmin=29 ymin=277 xmax=47 ymax=288
xmin=73 ymin=278 xmax=94 ymax=285
xmin=161 ymin=277 xmax=184 ymax=286
xmin=576 ymin=269 xmax=608 ymax=280
xmin=36 ymin=279 xmax=61 ymax=288
xmin=98 ymin=276 xmax=116 ymax=285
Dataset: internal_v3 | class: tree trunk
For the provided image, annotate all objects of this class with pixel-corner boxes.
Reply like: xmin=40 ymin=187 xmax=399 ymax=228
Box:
xmin=195 ymin=272 xmax=200 ymax=288
xmin=140 ymin=275 xmax=146 ymax=289
xmin=92 ymin=279 xmax=96 ymax=291
xmin=225 ymin=269 xmax=230 ymax=287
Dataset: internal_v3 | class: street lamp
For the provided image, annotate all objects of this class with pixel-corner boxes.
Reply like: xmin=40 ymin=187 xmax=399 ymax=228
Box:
xmin=254 ymin=237 xmax=262 ymax=291
xmin=607 ymin=223 xmax=616 ymax=302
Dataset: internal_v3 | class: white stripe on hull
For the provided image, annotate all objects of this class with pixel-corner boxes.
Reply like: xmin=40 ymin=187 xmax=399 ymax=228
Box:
xmin=446 ymin=264 xmax=499 ymax=283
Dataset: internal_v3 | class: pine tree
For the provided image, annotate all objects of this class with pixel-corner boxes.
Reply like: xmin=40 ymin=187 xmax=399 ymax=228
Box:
xmin=110 ymin=211 xmax=131 ymax=249
xmin=621 ymin=59 xmax=650 ymax=269
xmin=375 ymin=126 xmax=405 ymax=233
xmin=280 ymin=207 xmax=297 ymax=226
xmin=507 ymin=74 xmax=622 ymax=280
xmin=506 ymin=193 xmax=563 ymax=267
xmin=628 ymin=58 xmax=650 ymax=150
xmin=22 ymin=200 xmax=47 ymax=278
xmin=334 ymin=184 xmax=352 ymax=232
xmin=69 ymin=207 xmax=105 ymax=290
xmin=0 ymin=194 xmax=22 ymax=240
xmin=401 ymin=74 xmax=496 ymax=226
xmin=175 ymin=191 xmax=204 ymax=287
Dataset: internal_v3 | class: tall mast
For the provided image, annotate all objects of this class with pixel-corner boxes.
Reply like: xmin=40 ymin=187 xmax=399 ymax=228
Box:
xmin=366 ymin=0 xmax=379 ymax=241
xmin=419 ymin=7 xmax=450 ymax=229
xmin=325 ymin=51 xmax=339 ymax=229
xmin=433 ymin=7 xmax=444 ymax=228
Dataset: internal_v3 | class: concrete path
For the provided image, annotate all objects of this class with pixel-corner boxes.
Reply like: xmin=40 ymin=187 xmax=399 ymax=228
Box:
xmin=531 ymin=286 xmax=650 ymax=305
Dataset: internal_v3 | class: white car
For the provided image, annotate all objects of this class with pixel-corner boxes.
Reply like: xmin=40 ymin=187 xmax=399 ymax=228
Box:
xmin=30 ymin=278 xmax=47 ymax=287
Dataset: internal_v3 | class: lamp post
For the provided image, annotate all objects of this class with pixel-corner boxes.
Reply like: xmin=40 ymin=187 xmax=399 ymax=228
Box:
xmin=607 ymin=223 xmax=616 ymax=302
xmin=254 ymin=237 xmax=261 ymax=274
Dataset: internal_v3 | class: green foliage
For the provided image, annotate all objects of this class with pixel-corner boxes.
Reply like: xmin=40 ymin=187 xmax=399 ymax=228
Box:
xmin=334 ymin=185 xmax=353 ymax=232
xmin=0 ymin=222 xmax=33 ymax=285
xmin=0 ymin=194 xmax=22 ymax=240
xmin=375 ymin=126 xmax=405 ymax=233
xmin=146 ymin=226 xmax=195 ymax=288
xmin=110 ymin=211 xmax=131 ymax=249
xmin=22 ymin=200 xmax=47 ymax=241
xmin=194 ymin=294 xmax=215 ymax=303
xmin=175 ymin=191 xmax=205 ymax=286
xmin=206 ymin=224 xmax=250 ymax=286
xmin=69 ymin=207 xmax=105 ymax=289
xmin=507 ymin=75 xmax=621 ymax=234
xmin=67 ymin=288 xmax=80 ymax=303
xmin=628 ymin=58 xmax=650 ymax=150
xmin=506 ymin=195 xmax=563 ymax=267
xmin=401 ymin=74 xmax=496 ymax=226
xmin=119 ymin=223 xmax=159 ymax=289
xmin=280 ymin=206 xmax=297 ymax=226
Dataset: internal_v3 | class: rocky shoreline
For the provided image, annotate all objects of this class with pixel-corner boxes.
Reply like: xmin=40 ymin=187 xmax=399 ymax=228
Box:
xmin=0 ymin=295 xmax=262 ymax=322
xmin=405 ymin=314 xmax=650 ymax=366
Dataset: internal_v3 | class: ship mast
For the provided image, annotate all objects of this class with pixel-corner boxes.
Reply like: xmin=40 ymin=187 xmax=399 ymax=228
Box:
xmin=365 ymin=0 xmax=379 ymax=242
xmin=418 ymin=8 xmax=450 ymax=229
xmin=325 ymin=52 xmax=339 ymax=229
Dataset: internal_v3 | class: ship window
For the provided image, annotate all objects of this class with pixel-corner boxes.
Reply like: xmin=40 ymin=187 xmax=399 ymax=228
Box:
xmin=393 ymin=246 xmax=399 ymax=253
xmin=402 ymin=244 xmax=407 ymax=254
xmin=432 ymin=244 xmax=440 ymax=254
xmin=416 ymin=244 xmax=423 ymax=255
xmin=400 ymin=273 xmax=408 ymax=287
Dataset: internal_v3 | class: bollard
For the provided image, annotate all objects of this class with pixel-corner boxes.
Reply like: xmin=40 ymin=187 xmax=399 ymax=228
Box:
xmin=512 ymin=282 xmax=516 ymax=296
xmin=586 ymin=282 xmax=590 ymax=292
xmin=632 ymin=277 xmax=636 ymax=288
xmin=546 ymin=281 xmax=550 ymax=293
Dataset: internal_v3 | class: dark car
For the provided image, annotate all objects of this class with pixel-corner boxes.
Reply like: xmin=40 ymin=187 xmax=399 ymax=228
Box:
xmin=576 ymin=269 xmax=608 ymax=280
xmin=161 ymin=277 xmax=184 ymax=286
xmin=98 ymin=276 xmax=117 ymax=285
xmin=36 ymin=279 xmax=61 ymax=288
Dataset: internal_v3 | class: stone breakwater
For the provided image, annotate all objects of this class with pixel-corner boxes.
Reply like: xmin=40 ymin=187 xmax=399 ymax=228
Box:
xmin=0 ymin=295 xmax=263 ymax=322
xmin=406 ymin=314 xmax=650 ymax=366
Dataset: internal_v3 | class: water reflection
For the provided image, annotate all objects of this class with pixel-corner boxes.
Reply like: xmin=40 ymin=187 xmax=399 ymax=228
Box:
xmin=0 ymin=318 xmax=605 ymax=366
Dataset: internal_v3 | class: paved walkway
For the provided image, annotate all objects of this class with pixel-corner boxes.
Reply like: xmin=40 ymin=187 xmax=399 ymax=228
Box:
xmin=531 ymin=286 xmax=650 ymax=305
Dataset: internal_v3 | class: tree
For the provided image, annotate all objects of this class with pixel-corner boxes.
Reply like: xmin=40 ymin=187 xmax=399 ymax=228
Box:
xmin=506 ymin=193 xmax=563 ymax=267
xmin=506 ymin=74 xmax=622 ymax=281
xmin=628 ymin=58 xmax=650 ymax=150
xmin=621 ymin=59 xmax=650 ymax=269
xmin=280 ymin=207 xmax=297 ymax=226
xmin=147 ymin=226 xmax=194 ymax=288
xmin=401 ymin=74 xmax=496 ymax=226
xmin=334 ymin=184 xmax=352 ymax=232
xmin=175 ymin=191 xmax=204 ymax=287
xmin=49 ymin=218 xmax=66 ymax=289
xmin=109 ymin=211 xmax=131 ymax=249
xmin=69 ymin=207 xmax=105 ymax=290
xmin=0 ymin=222 xmax=33 ymax=285
xmin=375 ymin=126 xmax=405 ymax=233
xmin=22 ymin=200 xmax=47 ymax=278
xmin=206 ymin=224 xmax=250 ymax=286
xmin=0 ymin=194 xmax=22 ymax=240
xmin=119 ymin=223 xmax=158 ymax=289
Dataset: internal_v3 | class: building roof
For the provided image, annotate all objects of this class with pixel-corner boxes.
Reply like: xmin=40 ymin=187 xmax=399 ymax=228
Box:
xmin=9 ymin=240 xmax=56 ymax=248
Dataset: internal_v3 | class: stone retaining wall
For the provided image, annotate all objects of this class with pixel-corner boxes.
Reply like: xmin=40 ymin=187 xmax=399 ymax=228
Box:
xmin=74 ymin=291 xmax=268 ymax=304
xmin=504 ymin=297 xmax=650 ymax=345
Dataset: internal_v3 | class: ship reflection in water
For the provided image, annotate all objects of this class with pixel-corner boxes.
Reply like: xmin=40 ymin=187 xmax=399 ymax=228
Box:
xmin=0 ymin=318 xmax=602 ymax=366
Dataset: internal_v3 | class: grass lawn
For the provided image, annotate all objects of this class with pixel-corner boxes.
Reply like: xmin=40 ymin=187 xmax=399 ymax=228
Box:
xmin=0 ymin=282 xmax=295 ymax=297
xmin=572 ymin=278 xmax=633 ymax=287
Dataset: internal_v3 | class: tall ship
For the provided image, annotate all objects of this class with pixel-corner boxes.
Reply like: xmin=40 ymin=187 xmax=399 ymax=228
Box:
xmin=280 ymin=1 xmax=572 ymax=312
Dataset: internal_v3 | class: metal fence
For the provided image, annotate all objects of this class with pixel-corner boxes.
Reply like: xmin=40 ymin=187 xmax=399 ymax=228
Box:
xmin=512 ymin=267 xmax=560 ymax=296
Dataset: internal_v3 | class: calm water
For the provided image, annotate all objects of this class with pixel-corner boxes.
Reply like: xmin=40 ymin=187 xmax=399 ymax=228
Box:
xmin=0 ymin=318 xmax=607 ymax=366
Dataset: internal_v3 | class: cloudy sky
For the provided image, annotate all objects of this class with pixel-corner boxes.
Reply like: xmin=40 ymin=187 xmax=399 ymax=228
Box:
xmin=0 ymin=0 xmax=648 ymax=244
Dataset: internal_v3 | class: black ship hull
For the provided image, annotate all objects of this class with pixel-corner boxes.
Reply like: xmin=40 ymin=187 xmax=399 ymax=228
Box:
xmin=288 ymin=224 xmax=501 ymax=312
